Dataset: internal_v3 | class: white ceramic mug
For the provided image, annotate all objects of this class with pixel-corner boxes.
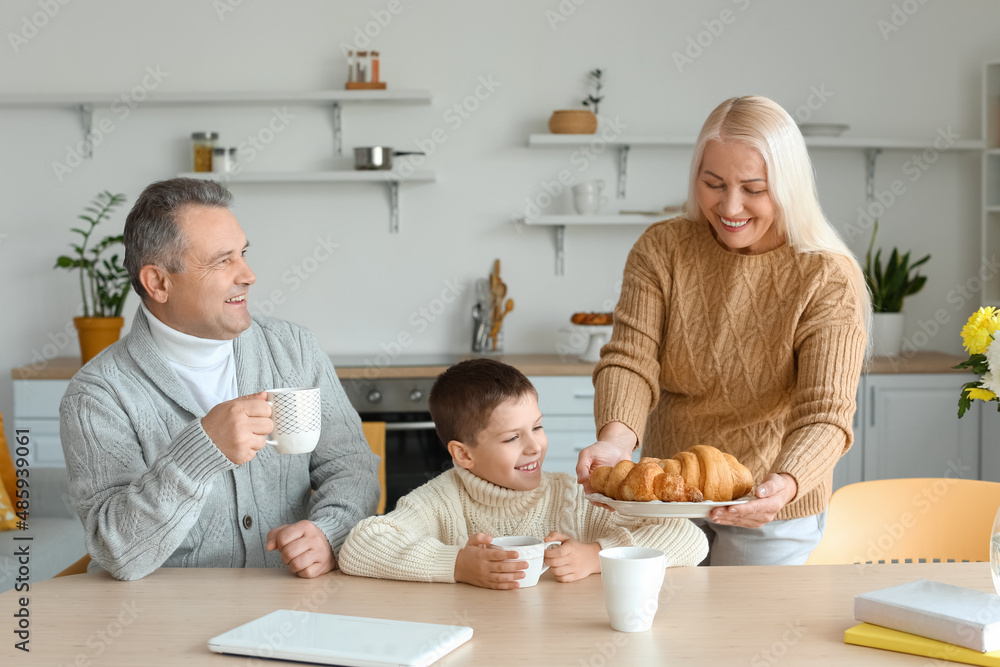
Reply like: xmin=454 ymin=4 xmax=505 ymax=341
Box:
xmin=489 ymin=536 xmax=562 ymax=588
xmin=264 ymin=387 xmax=321 ymax=455
xmin=572 ymin=180 xmax=607 ymax=214
xmin=598 ymin=547 xmax=666 ymax=632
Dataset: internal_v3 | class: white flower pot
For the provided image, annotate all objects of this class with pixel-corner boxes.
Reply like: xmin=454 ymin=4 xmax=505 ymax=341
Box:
xmin=871 ymin=312 xmax=905 ymax=357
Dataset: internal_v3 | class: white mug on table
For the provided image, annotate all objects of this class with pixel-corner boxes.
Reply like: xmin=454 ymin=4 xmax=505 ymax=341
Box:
xmin=599 ymin=546 xmax=666 ymax=632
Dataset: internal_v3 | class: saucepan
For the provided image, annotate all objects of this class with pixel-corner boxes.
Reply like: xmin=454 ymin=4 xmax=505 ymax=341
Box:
xmin=354 ymin=146 xmax=425 ymax=170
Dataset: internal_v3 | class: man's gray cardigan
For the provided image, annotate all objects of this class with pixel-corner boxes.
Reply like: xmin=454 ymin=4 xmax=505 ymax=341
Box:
xmin=59 ymin=307 xmax=380 ymax=581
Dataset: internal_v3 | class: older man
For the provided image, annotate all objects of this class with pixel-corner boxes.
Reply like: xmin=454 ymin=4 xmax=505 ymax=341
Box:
xmin=60 ymin=178 xmax=379 ymax=581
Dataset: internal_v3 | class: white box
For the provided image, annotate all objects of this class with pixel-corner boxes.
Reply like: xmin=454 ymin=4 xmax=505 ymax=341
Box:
xmin=855 ymin=579 xmax=1000 ymax=653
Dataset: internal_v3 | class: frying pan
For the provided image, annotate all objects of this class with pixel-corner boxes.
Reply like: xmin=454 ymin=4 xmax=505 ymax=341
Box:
xmin=354 ymin=146 xmax=425 ymax=170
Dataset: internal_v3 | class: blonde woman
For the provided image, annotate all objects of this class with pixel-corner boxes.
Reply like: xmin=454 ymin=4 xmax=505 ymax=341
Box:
xmin=576 ymin=96 xmax=870 ymax=566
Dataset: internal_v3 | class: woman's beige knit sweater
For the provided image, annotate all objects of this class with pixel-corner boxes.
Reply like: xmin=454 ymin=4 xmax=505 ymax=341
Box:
xmin=594 ymin=218 xmax=867 ymax=520
xmin=339 ymin=466 xmax=708 ymax=582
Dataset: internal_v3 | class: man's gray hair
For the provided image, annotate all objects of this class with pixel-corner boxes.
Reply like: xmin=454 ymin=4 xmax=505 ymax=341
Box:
xmin=123 ymin=178 xmax=234 ymax=299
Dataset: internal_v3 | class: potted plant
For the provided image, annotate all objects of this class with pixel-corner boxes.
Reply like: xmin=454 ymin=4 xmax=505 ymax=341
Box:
xmin=863 ymin=220 xmax=930 ymax=356
xmin=54 ymin=191 xmax=131 ymax=363
xmin=549 ymin=68 xmax=604 ymax=135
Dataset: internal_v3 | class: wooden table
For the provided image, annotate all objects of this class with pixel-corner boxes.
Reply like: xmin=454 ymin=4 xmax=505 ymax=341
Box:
xmin=0 ymin=563 xmax=991 ymax=665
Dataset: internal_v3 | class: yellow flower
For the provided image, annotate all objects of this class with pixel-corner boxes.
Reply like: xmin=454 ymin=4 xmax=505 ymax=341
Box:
xmin=965 ymin=387 xmax=997 ymax=401
xmin=960 ymin=307 xmax=1000 ymax=354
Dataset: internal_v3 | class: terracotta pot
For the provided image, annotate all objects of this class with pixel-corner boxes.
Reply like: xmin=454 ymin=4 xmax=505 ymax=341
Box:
xmin=548 ymin=110 xmax=597 ymax=134
xmin=74 ymin=316 xmax=124 ymax=364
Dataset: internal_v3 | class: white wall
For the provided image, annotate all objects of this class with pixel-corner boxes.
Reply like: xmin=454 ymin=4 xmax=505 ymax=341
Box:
xmin=1 ymin=0 xmax=998 ymax=423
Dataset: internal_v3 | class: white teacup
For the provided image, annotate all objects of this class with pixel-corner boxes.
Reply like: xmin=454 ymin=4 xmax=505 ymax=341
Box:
xmin=572 ymin=180 xmax=607 ymax=215
xmin=265 ymin=387 xmax=321 ymax=455
xmin=489 ymin=536 xmax=562 ymax=588
xmin=599 ymin=547 xmax=666 ymax=632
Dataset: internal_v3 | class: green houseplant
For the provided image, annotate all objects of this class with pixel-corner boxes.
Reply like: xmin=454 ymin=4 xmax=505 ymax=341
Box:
xmin=54 ymin=191 xmax=130 ymax=363
xmin=863 ymin=220 xmax=930 ymax=356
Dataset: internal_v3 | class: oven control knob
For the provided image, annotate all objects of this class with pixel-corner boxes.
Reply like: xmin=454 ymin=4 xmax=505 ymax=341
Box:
xmin=409 ymin=389 xmax=424 ymax=402
xmin=367 ymin=389 xmax=382 ymax=404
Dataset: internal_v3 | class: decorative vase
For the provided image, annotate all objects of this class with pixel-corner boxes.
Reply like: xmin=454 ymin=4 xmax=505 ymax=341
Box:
xmin=548 ymin=110 xmax=597 ymax=134
xmin=871 ymin=312 xmax=905 ymax=357
xmin=74 ymin=316 xmax=124 ymax=364
xmin=992 ymin=503 xmax=1000 ymax=595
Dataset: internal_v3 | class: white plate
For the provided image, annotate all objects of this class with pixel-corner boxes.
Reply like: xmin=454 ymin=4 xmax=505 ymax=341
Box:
xmin=797 ymin=123 xmax=850 ymax=137
xmin=585 ymin=493 xmax=751 ymax=518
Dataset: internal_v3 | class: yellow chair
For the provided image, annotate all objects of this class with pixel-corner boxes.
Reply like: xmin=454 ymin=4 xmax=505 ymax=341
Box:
xmin=362 ymin=422 xmax=387 ymax=515
xmin=55 ymin=554 xmax=91 ymax=577
xmin=806 ymin=478 xmax=1000 ymax=565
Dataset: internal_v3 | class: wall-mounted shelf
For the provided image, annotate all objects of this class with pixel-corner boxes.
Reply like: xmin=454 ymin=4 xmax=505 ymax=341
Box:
xmin=179 ymin=170 xmax=435 ymax=234
xmin=519 ymin=213 xmax=665 ymax=275
xmin=527 ymin=133 xmax=985 ymax=201
xmin=0 ymin=89 xmax=433 ymax=156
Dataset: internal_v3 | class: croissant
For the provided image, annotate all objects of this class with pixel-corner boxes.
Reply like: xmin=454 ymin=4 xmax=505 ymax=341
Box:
xmin=590 ymin=445 xmax=754 ymax=503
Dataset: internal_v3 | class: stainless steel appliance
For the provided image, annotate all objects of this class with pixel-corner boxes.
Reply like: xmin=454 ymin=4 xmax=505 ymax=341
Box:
xmin=340 ymin=374 xmax=452 ymax=512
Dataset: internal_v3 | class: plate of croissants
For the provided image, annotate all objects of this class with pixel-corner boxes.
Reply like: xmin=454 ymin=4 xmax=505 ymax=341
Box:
xmin=585 ymin=445 xmax=756 ymax=518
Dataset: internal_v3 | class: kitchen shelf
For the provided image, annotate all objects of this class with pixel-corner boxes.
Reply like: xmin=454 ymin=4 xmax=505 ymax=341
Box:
xmin=0 ymin=89 xmax=433 ymax=156
xmin=520 ymin=213 xmax=665 ymax=275
xmin=527 ymin=133 xmax=985 ymax=201
xmin=179 ymin=170 xmax=435 ymax=233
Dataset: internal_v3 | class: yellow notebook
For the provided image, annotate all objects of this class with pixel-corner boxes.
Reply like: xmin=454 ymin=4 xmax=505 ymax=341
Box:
xmin=845 ymin=623 xmax=1000 ymax=666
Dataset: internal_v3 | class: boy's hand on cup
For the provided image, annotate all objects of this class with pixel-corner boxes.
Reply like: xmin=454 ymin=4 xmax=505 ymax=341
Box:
xmin=266 ymin=520 xmax=336 ymax=578
xmin=201 ymin=392 xmax=273 ymax=465
xmin=542 ymin=532 xmax=601 ymax=583
xmin=454 ymin=532 xmax=527 ymax=590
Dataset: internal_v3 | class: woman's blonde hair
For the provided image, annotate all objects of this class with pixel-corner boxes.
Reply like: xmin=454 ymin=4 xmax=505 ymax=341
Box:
xmin=683 ymin=95 xmax=873 ymax=338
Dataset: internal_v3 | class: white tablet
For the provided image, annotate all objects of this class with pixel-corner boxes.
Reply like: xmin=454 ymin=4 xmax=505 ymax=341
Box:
xmin=207 ymin=609 xmax=473 ymax=667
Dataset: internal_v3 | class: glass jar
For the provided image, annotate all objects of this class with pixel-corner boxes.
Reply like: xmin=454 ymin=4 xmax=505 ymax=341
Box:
xmin=371 ymin=50 xmax=380 ymax=83
xmin=346 ymin=50 xmax=355 ymax=83
xmin=211 ymin=146 xmax=235 ymax=173
xmin=191 ymin=132 xmax=219 ymax=172
xmin=356 ymin=51 xmax=369 ymax=82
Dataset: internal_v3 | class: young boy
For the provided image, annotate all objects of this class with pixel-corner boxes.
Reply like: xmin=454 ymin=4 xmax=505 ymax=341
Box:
xmin=338 ymin=358 xmax=707 ymax=589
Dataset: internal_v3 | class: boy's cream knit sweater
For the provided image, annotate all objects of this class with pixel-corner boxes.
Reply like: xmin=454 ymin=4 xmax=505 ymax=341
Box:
xmin=338 ymin=466 xmax=708 ymax=582
xmin=594 ymin=218 xmax=867 ymax=520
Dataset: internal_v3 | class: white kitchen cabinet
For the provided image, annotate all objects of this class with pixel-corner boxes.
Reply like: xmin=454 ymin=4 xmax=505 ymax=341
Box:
xmin=12 ymin=379 xmax=70 ymax=467
xmin=859 ymin=373 xmax=980 ymax=482
xmin=529 ymin=375 xmax=639 ymax=477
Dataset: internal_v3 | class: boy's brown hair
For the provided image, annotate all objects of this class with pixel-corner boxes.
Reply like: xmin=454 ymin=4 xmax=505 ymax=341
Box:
xmin=428 ymin=358 xmax=537 ymax=447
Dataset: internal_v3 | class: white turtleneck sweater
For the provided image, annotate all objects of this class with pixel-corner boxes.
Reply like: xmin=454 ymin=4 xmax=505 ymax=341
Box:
xmin=338 ymin=466 xmax=708 ymax=583
xmin=142 ymin=303 xmax=238 ymax=413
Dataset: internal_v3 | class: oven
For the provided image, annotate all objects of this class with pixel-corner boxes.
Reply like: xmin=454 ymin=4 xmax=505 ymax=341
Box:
xmin=340 ymin=376 xmax=452 ymax=512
